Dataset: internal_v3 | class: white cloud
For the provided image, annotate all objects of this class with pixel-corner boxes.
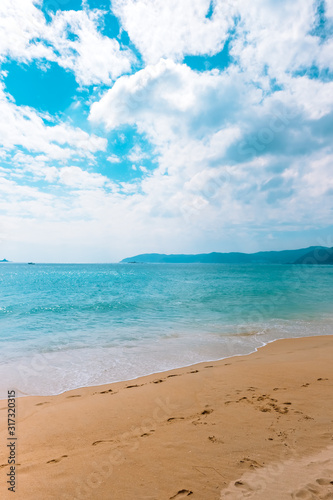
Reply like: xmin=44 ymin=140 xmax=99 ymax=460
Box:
xmin=107 ymin=155 xmax=121 ymax=163
xmin=89 ymin=59 xmax=255 ymax=142
xmin=0 ymin=0 xmax=50 ymax=63
xmin=58 ymin=166 xmax=112 ymax=189
xmin=11 ymin=152 xmax=58 ymax=182
xmin=112 ymin=0 xmax=236 ymax=64
xmin=0 ymin=83 xmax=106 ymax=160
xmin=230 ymin=0 xmax=333 ymax=90
xmin=0 ymin=174 xmax=57 ymax=220
xmin=88 ymin=10 xmax=333 ymax=242
xmin=127 ymin=144 xmax=149 ymax=163
xmin=112 ymin=0 xmax=333 ymax=90
xmin=326 ymin=0 xmax=333 ymax=19
xmin=43 ymin=9 xmax=134 ymax=86
xmin=0 ymin=0 xmax=134 ymax=86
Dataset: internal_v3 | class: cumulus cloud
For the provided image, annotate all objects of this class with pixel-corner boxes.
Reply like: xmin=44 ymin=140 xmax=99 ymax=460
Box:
xmin=89 ymin=0 xmax=333 ymax=242
xmin=127 ymin=145 xmax=150 ymax=163
xmin=58 ymin=166 xmax=112 ymax=189
xmin=112 ymin=0 xmax=236 ymax=64
xmin=107 ymin=155 xmax=121 ymax=163
xmin=230 ymin=0 xmax=333 ymax=92
xmin=0 ymin=0 xmax=134 ymax=86
xmin=89 ymin=59 xmax=253 ymax=142
xmin=42 ymin=9 xmax=134 ymax=86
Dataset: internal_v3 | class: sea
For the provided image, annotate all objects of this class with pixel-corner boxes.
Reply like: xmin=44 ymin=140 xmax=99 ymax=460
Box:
xmin=0 ymin=263 xmax=332 ymax=397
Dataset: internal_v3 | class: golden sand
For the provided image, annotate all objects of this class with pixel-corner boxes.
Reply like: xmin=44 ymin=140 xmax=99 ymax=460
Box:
xmin=1 ymin=335 xmax=333 ymax=499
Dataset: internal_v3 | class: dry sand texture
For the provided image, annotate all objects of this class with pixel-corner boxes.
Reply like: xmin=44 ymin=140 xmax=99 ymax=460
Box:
xmin=0 ymin=335 xmax=333 ymax=499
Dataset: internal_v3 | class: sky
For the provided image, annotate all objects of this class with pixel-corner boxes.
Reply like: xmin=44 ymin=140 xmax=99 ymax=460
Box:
xmin=0 ymin=0 xmax=332 ymax=262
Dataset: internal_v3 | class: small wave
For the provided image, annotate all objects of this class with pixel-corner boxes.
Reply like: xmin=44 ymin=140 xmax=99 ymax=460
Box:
xmin=236 ymin=330 xmax=268 ymax=337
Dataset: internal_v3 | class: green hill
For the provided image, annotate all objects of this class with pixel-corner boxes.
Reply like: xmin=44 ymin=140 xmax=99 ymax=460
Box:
xmin=121 ymin=246 xmax=331 ymax=264
xmin=293 ymin=247 xmax=333 ymax=265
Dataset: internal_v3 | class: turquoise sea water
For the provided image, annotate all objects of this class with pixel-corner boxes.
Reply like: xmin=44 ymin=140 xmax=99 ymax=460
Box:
xmin=0 ymin=263 xmax=332 ymax=396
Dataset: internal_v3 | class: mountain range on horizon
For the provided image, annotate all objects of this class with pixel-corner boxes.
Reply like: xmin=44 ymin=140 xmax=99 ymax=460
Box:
xmin=121 ymin=246 xmax=333 ymax=265
xmin=1 ymin=247 xmax=333 ymax=265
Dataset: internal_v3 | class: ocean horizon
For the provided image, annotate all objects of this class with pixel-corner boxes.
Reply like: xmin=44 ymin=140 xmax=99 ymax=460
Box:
xmin=1 ymin=262 xmax=333 ymax=397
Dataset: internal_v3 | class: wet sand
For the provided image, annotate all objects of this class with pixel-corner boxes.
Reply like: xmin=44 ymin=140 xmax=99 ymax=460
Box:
xmin=1 ymin=335 xmax=333 ymax=499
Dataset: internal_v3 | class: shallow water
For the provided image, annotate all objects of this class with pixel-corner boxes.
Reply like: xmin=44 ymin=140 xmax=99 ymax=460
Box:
xmin=0 ymin=263 xmax=332 ymax=396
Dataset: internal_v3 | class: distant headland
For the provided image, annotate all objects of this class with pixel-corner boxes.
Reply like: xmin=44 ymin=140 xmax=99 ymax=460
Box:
xmin=121 ymin=246 xmax=333 ymax=265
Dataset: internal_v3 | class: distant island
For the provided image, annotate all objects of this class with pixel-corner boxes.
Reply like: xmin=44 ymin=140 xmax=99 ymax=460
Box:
xmin=0 ymin=258 xmax=9 ymax=263
xmin=121 ymin=246 xmax=333 ymax=265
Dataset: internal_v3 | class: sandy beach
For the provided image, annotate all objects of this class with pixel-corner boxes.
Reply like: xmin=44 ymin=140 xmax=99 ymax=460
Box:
xmin=1 ymin=335 xmax=333 ymax=499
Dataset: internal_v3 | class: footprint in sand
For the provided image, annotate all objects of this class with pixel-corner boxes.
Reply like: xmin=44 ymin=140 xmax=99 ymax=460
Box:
xmin=169 ymin=490 xmax=193 ymax=499
xmin=248 ymin=394 xmax=290 ymax=414
xmin=152 ymin=379 xmax=164 ymax=384
xmin=222 ymin=479 xmax=260 ymax=499
xmin=191 ymin=408 xmax=214 ymax=425
xmin=46 ymin=455 xmax=68 ymax=464
xmin=35 ymin=402 xmax=49 ymax=406
xmin=208 ymin=435 xmax=224 ymax=444
xmin=239 ymin=458 xmax=263 ymax=470
xmin=201 ymin=408 xmax=213 ymax=415
xmin=292 ymin=480 xmax=333 ymax=498
xmin=316 ymin=478 xmax=333 ymax=485
xmin=234 ymin=480 xmax=257 ymax=492
xmin=92 ymin=440 xmax=114 ymax=446
xmin=66 ymin=394 xmax=81 ymax=398
xmin=167 ymin=417 xmax=185 ymax=422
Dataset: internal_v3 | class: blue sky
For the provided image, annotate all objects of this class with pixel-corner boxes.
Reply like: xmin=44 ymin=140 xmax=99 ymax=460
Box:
xmin=0 ymin=0 xmax=332 ymax=262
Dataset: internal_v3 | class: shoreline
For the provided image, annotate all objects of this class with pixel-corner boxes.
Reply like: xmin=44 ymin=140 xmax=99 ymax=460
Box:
xmin=1 ymin=335 xmax=333 ymax=499
xmin=3 ymin=331 xmax=333 ymax=399
xmin=5 ymin=336 xmax=269 ymax=399
xmin=3 ymin=333 xmax=330 ymax=400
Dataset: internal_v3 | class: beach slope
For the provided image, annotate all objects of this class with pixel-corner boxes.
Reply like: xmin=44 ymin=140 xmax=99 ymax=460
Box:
xmin=1 ymin=335 xmax=333 ymax=499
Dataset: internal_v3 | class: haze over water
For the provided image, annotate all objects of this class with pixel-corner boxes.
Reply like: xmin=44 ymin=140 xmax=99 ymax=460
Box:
xmin=0 ymin=263 xmax=332 ymax=396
